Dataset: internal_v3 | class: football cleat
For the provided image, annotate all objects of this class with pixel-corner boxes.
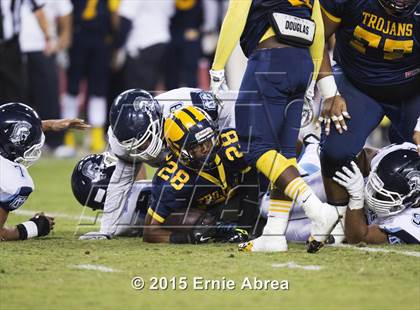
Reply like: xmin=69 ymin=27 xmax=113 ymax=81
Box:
xmin=306 ymin=236 xmax=325 ymax=253
xmin=226 ymin=228 xmax=249 ymax=243
xmin=238 ymin=235 xmax=287 ymax=252
xmin=238 ymin=241 xmax=254 ymax=252
xmin=307 ymin=203 xmax=341 ymax=253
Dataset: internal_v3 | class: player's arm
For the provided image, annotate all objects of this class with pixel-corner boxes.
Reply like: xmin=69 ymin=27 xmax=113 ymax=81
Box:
xmin=98 ymin=160 xmax=140 ymax=236
xmin=143 ymin=212 xmax=171 ymax=243
xmin=56 ymin=10 xmax=72 ymax=50
xmin=210 ymin=0 xmax=252 ymax=93
xmin=41 ymin=119 xmax=90 ymax=131
xmin=211 ymin=0 xmax=252 ymax=71
xmin=0 ymin=208 xmax=54 ymax=242
xmin=317 ymin=2 xmax=350 ymax=134
xmin=143 ymin=208 xmax=215 ymax=244
xmin=333 ymin=161 xmax=388 ymax=244
xmin=344 ymin=209 xmax=388 ymax=244
xmin=0 ymin=208 xmax=19 ymax=241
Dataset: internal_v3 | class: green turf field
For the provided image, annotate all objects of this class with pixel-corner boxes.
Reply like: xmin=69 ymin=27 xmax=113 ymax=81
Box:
xmin=1 ymin=158 xmax=419 ymax=310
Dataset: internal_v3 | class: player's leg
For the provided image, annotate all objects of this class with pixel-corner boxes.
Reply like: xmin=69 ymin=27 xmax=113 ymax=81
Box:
xmin=130 ymin=43 xmax=167 ymax=91
xmin=87 ymin=41 xmax=111 ymax=152
xmin=238 ymin=48 xmax=338 ymax=252
xmin=320 ymin=68 xmax=385 ymax=226
xmin=234 ymin=49 xmax=292 ymax=251
xmin=385 ymin=93 xmax=420 ymax=143
xmin=112 ymin=181 xmax=151 ymax=237
xmin=60 ymin=39 xmax=86 ymax=156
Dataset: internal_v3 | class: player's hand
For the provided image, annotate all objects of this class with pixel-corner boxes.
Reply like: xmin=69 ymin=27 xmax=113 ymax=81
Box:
xmin=30 ymin=212 xmax=55 ymax=236
xmin=209 ymin=69 xmax=229 ymax=97
xmin=43 ymin=38 xmax=57 ymax=56
xmin=333 ymin=161 xmax=364 ymax=202
xmin=47 ymin=119 xmax=91 ymax=131
xmin=413 ymin=130 xmax=420 ymax=155
xmin=190 ymin=225 xmax=215 ymax=244
xmin=317 ymin=95 xmax=350 ymax=135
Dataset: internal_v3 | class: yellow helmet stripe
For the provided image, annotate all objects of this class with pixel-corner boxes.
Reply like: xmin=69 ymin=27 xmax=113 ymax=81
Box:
xmin=184 ymin=105 xmax=206 ymax=121
xmin=164 ymin=118 xmax=185 ymax=143
xmin=176 ymin=110 xmax=198 ymax=129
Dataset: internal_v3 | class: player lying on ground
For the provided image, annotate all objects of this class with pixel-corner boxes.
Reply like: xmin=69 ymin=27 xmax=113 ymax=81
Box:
xmin=334 ymin=143 xmax=419 ymax=244
xmin=72 ymin=141 xmax=420 ymax=245
xmin=77 ymin=87 xmax=238 ymax=240
xmin=72 ymin=152 xmax=250 ymax=243
xmin=143 ymin=106 xmax=258 ymax=244
xmin=0 ymin=103 xmax=88 ymax=241
xmin=253 ymin=142 xmax=420 ymax=247
xmin=71 ymin=126 xmax=322 ymax=242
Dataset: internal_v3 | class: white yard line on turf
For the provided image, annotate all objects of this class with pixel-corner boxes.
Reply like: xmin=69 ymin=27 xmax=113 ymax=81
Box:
xmin=14 ymin=209 xmax=99 ymax=222
xmin=272 ymin=262 xmax=322 ymax=271
xmin=334 ymin=244 xmax=420 ymax=258
xmin=70 ymin=264 xmax=120 ymax=273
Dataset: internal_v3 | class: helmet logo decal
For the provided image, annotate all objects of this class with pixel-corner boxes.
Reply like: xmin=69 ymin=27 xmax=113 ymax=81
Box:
xmin=199 ymin=92 xmax=217 ymax=110
xmin=10 ymin=121 xmax=32 ymax=145
xmin=82 ymin=162 xmax=104 ymax=181
xmin=195 ymin=127 xmax=213 ymax=143
xmin=412 ymin=213 xmax=420 ymax=226
xmin=407 ymin=171 xmax=420 ymax=191
xmin=133 ymin=97 xmax=155 ymax=112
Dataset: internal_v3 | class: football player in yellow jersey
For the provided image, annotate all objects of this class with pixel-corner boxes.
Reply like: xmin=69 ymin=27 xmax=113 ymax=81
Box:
xmin=210 ymin=0 xmax=339 ymax=253
xmin=143 ymin=106 xmax=256 ymax=244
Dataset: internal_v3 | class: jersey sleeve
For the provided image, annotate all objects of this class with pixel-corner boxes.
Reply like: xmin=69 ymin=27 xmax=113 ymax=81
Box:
xmin=378 ymin=209 xmax=420 ymax=244
xmin=117 ymin=0 xmax=139 ymax=20
xmin=55 ymin=0 xmax=73 ymax=16
xmin=319 ymin=0 xmax=348 ymax=22
xmin=212 ymin=0 xmax=253 ymax=70
xmin=28 ymin=0 xmax=45 ymax=12
xmin=217 ymin=90 xmax=237 ymax=130
xmin=0 ymin=158 xmax=34 ymax=212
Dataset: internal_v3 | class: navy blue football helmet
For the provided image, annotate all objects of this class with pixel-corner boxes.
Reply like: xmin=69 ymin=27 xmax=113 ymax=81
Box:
xmin=109 ymin=89 xmax=163 ymax=161
xmin=378 ymin=0 xmax=419 ymax=16
xmin=71 ymin=153 xmax=117 ymax=210
xmin=0 ymin=103 xmax=44 ymax=167
xmin=366 ymin=147 xmax=420 ymax=217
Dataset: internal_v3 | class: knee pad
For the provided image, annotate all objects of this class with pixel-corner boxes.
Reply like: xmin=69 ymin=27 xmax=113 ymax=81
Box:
xmin=320 ymin=152 xmax=354 ymax=178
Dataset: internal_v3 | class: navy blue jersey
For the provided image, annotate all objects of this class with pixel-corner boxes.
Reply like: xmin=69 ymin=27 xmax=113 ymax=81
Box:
xmin=71 ymin=0 xmax=117 ymax=36
xmin=240 ymin=0 xmax=314 ymax=57
xmin=321 ymin=0 xmax=420 ymax=87
xmin=148 ymin=129 xmax=250 ymax=223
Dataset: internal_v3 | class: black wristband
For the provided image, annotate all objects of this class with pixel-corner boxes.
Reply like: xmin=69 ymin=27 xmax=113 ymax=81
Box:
xmin=16 ymin=224 xmax=28 ymax=240
xmin=170 ymin=232 xmax=191 ymax=244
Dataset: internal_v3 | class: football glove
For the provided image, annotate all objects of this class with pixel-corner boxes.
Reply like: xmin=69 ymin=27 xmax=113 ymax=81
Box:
xmin=333 ymin=161 xmax=365 ymax=210
xmin=209 ymin=69 xmax=228 ymax=96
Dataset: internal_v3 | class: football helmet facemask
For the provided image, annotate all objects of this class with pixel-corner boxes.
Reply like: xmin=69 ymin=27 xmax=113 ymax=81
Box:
xmin=365 ymin=148 xmax=420 ymax=217
xmin=0 ymin=102 xmax=44 ymax=167
xmin=164 ymin=106 xmax=219 ymax=171
xmin=109 ymin=89 xmax=163 ymax=161
xmin=378 ymin=0 xmax=419 ymax=16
